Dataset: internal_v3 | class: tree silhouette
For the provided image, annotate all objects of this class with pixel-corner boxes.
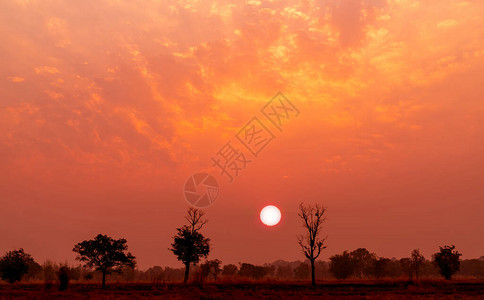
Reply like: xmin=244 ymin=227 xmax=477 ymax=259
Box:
xmin=433 ymin=245 xmax=462 ymax=280
xmin=0 ymin=248 xmax=36 ymax=283
xmin=372 ymin=257 xmax=391 ymax=279
xmin=329 ymin=248 xmax=386 ymax=279
xmin=329 ymin=251 xmax=355 ymax=279
xmin=294 ymin=262 xmax=310 ymax=279
xmin=222 ymin=264 xmax=238 ymax=276
xmin=350 ymin=248 xmax=377 ymax=278
xmin=399 ymin=258 xmax=413 ymax=281
xmin=238 ymin=263 xmax=270 ymax=279
xmin=410 ymin=249 xmax=425 ymax=280
xmin=276 ymin=265 xmax=293 ymax=279
xmin=297 ymin=203 xmax=327 ymax=286
xmin=73 ymin=234 xmax=136 ymax=288
xmin=57 ymin=265 xmax=70 ymax=291
xmin=170 ymin=208 xmax=210 ymax=284
xmin=200 ymin=259 xmax=222 ymax=280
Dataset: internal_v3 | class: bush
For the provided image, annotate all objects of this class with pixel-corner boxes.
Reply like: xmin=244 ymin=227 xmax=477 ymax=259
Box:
xmin=329 ymin=251 xmax=355 ymax=279
xmin=0 ymin=249 xmax=36 ymax=283
xmin=57 ymin=265 xmax=70 ymax=291
xmin=222 ymin=264 xmax=238 ymax=276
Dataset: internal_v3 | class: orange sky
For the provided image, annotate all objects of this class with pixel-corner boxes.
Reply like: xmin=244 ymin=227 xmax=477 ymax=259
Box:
xmin=1 ymin=0 xmax=483 ymax=269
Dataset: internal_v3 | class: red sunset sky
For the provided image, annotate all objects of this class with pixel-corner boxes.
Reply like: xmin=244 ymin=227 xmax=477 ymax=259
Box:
xmin=0 ymin=0 xmax=483 ymax=269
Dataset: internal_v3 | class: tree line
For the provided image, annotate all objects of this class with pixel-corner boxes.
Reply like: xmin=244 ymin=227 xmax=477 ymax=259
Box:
xmin=0 ymin=204 xmax=480 ymax=289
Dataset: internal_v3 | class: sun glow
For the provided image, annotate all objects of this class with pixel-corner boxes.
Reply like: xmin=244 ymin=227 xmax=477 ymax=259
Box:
xmin=260 ymin=205 xmax=281 ymax=226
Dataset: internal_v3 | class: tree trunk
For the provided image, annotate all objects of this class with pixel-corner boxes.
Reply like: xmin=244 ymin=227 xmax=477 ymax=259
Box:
xmin=184 ymin=262 xmax=190 ymax=284
xmin=310 ymin=259 xmax=316 ymax=286
xmin=102 ymin=271 xmax=106 ymax=289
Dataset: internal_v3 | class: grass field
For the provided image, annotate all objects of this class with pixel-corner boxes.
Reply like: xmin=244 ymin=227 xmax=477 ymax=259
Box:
xmin=1 ymin=280 xmax=483 ymax=299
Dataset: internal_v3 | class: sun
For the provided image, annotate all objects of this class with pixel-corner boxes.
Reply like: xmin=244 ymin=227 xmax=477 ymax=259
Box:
xmin=260 ymin=205 xmax=281 ymax=226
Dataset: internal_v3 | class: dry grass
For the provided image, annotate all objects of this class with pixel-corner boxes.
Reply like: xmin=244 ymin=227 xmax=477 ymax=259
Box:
xmin=0 ymin=279 xmax=483 ymax=299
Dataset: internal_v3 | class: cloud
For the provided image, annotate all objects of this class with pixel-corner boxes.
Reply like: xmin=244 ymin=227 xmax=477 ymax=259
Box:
xmin=34 ymin=66 xmax=60 ymax=74
xmin=7 ymin=76 xmax=25 ymax=82
xmin=437 ymin=19 xmax=458 ymax=28
xmin=0 ymin=0 xmax=482 ymax=180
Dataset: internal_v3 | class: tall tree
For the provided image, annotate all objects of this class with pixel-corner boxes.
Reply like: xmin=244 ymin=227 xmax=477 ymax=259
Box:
xmin=433 ymin=245 xmax=462 ymax=280
xmin=0 ymin=249 xmax=36 ymax=283
xmin=73 ymin=234 xmax=136 ymax=288
xmin=297 ymin=202 xmax=327 ymax=286
xmin=410 ymin=249 xmax=425 ymax=280
xmin=170 ymin=208 xmax=210 ymax=284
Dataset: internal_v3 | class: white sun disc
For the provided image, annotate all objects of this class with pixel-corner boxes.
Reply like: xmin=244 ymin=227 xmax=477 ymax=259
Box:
xmin=260 ymin=205 xmax=281 ymax=226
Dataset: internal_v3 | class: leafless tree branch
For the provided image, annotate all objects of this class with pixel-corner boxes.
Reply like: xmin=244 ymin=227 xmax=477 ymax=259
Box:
xmin=185 ymin=207 xmax=208 ymax=233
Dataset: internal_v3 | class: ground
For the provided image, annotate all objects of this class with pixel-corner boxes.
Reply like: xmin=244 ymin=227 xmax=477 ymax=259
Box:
xmin=0 ymin=280 xmax=483 ymax=299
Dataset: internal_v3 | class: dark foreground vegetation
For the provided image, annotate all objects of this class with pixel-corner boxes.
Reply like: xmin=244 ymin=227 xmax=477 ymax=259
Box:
xmin=1 ymin=280 xmax=484 ymax=299
xmin=1 ymin=205 xmax=482 ymax=298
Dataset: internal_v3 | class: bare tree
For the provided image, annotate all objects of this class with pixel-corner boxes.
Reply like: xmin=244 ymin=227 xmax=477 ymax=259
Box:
xmin=297 ymin=203 xmax=327 ymax=286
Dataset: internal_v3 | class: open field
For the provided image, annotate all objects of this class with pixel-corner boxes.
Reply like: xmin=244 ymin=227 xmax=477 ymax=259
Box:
xmin=1 ymin=280 xmax=483 ymax=299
